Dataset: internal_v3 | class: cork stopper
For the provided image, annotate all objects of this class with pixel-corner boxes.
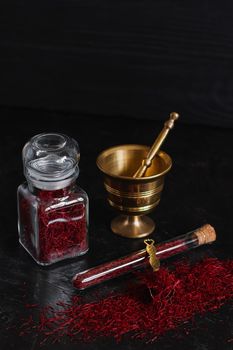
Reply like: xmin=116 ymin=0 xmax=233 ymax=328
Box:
xmin=194 ymin=224 xmax=216 ymax=245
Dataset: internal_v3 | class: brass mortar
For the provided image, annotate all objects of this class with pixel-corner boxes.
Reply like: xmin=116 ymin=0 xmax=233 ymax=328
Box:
xmin=96 ymin=144 xmax=172 ymax=238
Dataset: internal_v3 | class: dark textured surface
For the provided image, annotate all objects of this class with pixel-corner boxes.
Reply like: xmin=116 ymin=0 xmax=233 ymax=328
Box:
xmin=0 ymin=107 xmax=232 ymax=349
xmin=1 ymin=2 xmax=233 ymax=127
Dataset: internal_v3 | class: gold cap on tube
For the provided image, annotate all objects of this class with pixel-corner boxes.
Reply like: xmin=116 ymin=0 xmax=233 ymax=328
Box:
xmin=194 ymin=224 xmax=216 ymax=245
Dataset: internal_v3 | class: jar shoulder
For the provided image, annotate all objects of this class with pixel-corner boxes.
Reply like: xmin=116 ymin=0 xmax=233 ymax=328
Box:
xmin=18 ymin=183 xmax=37 ymax=201
xmin=17 ymin=183 xmax=88 ymax=207
xmin=73 ymin=185 xmax=88 ymax=199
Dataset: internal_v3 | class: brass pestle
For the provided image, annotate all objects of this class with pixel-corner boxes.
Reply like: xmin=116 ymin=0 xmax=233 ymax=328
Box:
xmin=133 ymin=112 xmax=179 ymax=178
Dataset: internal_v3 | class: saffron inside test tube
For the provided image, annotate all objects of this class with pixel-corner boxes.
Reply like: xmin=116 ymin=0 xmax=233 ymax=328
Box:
xmin=73 ymin=224 xmax=216 ymax=290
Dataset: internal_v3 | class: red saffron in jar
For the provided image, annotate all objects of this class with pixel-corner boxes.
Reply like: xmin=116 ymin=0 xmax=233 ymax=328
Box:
xmin=18 ymin=184 xmax=88 ymax=265
xmin=20 ymin=258 xmax=233 ymax=344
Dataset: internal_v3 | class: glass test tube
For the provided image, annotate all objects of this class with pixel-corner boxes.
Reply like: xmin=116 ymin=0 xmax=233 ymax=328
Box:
xmin=73 ymin=224 xmax=216 ymax=290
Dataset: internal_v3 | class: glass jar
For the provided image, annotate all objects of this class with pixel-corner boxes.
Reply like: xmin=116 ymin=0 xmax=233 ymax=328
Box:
xmin=17 ymin=133 xmax=89 ymax=265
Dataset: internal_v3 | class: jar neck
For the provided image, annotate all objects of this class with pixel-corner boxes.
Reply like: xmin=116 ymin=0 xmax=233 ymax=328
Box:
xmin=25 ymin=166 xmax=79 ymax=191
xmin=28 ymin=181 xmax=76 ymax=197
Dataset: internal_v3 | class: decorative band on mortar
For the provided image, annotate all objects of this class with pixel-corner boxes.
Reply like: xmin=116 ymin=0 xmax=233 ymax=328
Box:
xmin=104 ymin=183 xmax=164 ymax=198
xmin=108 ymin=199 xmax=160 ymax=213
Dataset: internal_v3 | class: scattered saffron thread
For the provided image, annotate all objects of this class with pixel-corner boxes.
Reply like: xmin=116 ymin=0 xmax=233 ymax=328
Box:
xmin=20 ymin=258 xmax=233 ymax=344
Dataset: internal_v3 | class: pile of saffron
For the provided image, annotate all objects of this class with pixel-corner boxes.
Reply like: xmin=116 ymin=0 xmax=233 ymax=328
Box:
xmin=20 ymin=257 xmax=233 ymax=343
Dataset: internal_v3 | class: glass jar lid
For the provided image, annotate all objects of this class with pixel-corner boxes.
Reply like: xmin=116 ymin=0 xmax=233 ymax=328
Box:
xmin=23 ymin=133 xmax=80 ymax=190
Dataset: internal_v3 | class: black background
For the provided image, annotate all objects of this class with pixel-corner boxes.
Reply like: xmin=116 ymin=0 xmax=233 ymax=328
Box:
xmin=1 ymin=1 xmax=233 ymax=127
xmin=0 ymin=1 xmax=233 ymax=349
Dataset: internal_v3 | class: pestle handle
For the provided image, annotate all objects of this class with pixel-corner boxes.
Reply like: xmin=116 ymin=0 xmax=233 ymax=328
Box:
xmin=133 ymin=112 xmax=179 ymax=178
